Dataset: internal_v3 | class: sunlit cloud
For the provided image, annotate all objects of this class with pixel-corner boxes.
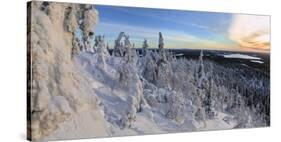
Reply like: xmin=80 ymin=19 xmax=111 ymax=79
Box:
xmin=228 ymin=14 xmax=270 ymax=52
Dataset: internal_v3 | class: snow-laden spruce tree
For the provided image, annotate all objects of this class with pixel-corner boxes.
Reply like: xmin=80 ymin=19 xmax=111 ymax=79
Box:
xmin=197 ymin=50 xmax=208 ymax=88
xmin=142 ymin=51 xmax=157 ymax=84
xmin=158 ymin=32 xmax=164 ymax=49
xmin=110 ymin=32 xmax=149 ymax=129
xmin=113 ymin=32 xmax=126 ymax=57
xmin=142 ymin=39 xmax=149 ymax=56
xmin=96 ymin=35 xmax=110 ymax=70
xmin=29 ymin=2 xmax=110 ymax=140
xmin=94 ymin=35 xmax=105 ymax=52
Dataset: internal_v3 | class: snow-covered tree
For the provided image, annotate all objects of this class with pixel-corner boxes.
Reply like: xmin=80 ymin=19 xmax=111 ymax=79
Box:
xmin=113 ymin=32 xmax=126 ymax=57
xmin=142 ymin=39 xmax=149 ymax=56
xmin=96 ymin=35 xmax=110 ymax=70
xmin=158 ymin=32 xmax=164 ymax=49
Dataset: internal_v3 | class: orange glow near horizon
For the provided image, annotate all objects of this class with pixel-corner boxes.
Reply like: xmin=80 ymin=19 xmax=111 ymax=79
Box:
xmin=228 ymin=15 xmax=270 ymax=52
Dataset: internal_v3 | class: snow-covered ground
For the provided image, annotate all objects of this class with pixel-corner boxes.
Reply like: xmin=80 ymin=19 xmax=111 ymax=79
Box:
xmin=53 ymin=37 xmax=268 ymax=139
xmin=71 ymin=51 xmax=238 ymax=136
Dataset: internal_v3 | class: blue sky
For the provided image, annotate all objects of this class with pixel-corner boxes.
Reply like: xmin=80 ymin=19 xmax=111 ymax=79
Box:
xmin=94 ymin=5 xmax=270 ymax=52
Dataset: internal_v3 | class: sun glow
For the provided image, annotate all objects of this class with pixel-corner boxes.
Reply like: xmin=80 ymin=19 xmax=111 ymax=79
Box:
xmin=228 ymin=15 xmax=270 ymax=52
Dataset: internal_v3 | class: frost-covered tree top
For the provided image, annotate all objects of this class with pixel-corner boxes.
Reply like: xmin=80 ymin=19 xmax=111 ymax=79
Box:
xmin=142 ymin=39 xmax=149 ymax=56
xmin=124 ymin=35 xmax=131 ymax=48
xmin=158 ymin=32 xmax=164 ymax=49
xmin=142 ymin=39 xmax=149 ymax=49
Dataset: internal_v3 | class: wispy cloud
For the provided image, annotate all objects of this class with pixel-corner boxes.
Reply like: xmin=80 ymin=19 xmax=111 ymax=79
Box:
xmin=103 ymin=7 xmax=225 ymax=34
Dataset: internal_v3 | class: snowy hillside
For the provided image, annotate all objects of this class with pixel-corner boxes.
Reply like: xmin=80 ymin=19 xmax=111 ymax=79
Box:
xmin=54 ymin=31 xmax=269 ymax=139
